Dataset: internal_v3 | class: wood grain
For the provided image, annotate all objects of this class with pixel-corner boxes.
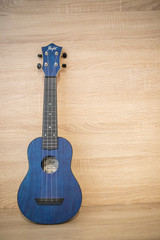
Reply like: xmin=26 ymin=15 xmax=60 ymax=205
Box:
xmin=0 ymin=0 xmax=160 ymax=212
xmin=0 ymin=204 xmax=160 ymax=240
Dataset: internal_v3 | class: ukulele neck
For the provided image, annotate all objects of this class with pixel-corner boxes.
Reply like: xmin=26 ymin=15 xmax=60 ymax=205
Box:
xmin=42 ymin=76 xmax=58 ymax=150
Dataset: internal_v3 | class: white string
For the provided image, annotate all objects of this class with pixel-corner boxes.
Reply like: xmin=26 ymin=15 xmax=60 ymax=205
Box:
xmin=55 ymin=76 xmax=57 ymax=201
xmin=41 ymin=62 xmax=46 ymax=202
xmin=40 ymin=75 xmax=43 ymax=202
xmin=46 ymin=54 xmax=49 ymax=200
xmin=51 ymin=73 xmax=53 ymax=200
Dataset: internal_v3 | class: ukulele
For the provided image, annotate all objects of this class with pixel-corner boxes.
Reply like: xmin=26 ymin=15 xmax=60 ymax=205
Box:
xmin=17 ymin=43 xmax=82 ymax=224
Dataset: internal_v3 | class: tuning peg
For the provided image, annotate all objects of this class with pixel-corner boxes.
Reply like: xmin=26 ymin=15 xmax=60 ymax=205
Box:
xmin=62 ymin=64 xmax=67 ymax=68
xmin=62 ymin=53 xmax=67 ymax=58
xmin=38 ymin=54 xmax=42 ymax=58
xmin=37 ymin=63 xmax=42 ymax=69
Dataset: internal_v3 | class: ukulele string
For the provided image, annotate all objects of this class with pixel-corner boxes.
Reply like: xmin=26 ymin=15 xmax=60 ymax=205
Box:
xmin=51 ymin=78 xmax=54 ymax=201
xmin=53 ymin=75 xmax=56 ymax=200
xmin=41 ymin=66 xmax=46 ymax=202
xmin=40 ymin=80 xmax=43 ymax=202
xmin=51 ymin=75 xmax=55 ymax=201
xmin=41 ymin=77 xmax=44 ymax=202
xmin=55 ymin=76 xmax=57 ymax=202
xmin=51 ymin=72 xmax=53 ymax=200
xmin=46 ymin=55 xmax=49 ymax=200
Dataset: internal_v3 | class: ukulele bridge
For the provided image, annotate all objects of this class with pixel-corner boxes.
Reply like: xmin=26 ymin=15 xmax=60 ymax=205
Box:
xmin=35 ymin=198 xmax=64 ymax=205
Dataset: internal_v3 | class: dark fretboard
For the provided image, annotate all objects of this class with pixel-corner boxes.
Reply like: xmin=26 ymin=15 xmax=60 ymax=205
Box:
xmin=42 ymin=76 xmax=58 ymax=150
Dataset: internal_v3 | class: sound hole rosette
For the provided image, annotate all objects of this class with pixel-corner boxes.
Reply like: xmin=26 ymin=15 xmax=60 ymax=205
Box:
xmin=41 ymin=156 xmax=59 ymax=174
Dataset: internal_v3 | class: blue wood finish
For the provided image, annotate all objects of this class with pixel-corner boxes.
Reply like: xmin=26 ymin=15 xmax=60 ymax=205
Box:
xmin=42 ymin=43 xmax=62 ymax=77
xmin=17 ymin=137 xmax=82 ymax=224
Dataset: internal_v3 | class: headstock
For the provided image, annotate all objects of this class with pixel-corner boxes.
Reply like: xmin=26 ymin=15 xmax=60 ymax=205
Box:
xmin=37 ymin=43 xmax=67 ymax=77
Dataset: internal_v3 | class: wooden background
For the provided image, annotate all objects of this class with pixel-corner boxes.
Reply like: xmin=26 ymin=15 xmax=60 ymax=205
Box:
xmin=0 ymin=0 xmax=160 ymax=239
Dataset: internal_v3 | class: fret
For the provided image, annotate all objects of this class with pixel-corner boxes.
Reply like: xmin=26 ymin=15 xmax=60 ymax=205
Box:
xmin=43 ymin=110 xmax=57 ymax=112
xmin=42 ymin=131 xmax=57 ymax=133
xmin=42 ymin=139 xmax=57 ymax=141
xmin=42 ymin=146 xmax=57 ymax=147
xmin=43 ymin=129 xmax=57 ymax=131
xmin=42 ymin=143 xmax=58 ymax=145
xmin=43 ymin=121 xmax=57 ymax=123
xmin=43 ymin=144 xmax=57 ymax=147
xmin=43 ymin=111 xmax=56 ymax=112
xmin=43 ymin=120 xmax=56 ymax=122
xmin=43 ymin=123 xmax=57 ymax=125
xmin=42 ymin=145 xmax=57 ymax=146
xmin=42 ymin=129 xmax=57 ymax=131
xmin=42 ymin=137 xmax=57 ymax=139
xmin=42 ymin=125 xmax=57 ymax=126
xmin=42 ymin=76 xmax=58 ymax=150
xmin=43 ymin=119 xmax=56 ymax=121
xmin=43 ymin=102 xmax=57 ymax=104
xmin=43 ymin=117 xmax=56 ymax=119
xmin=43 ymin=102 xmax=56 ymax=104
xmin=43 ymin=118 xmax=57 ymax=120
xmin=42 ymin=142 xmax=57 ymax=143
xmin=42 ymin=122 xmax=57 ymax=124
xmin=42 ymin=142 xmax=57 ymax=144
xmin=43 ymin=127 xmax=57 ymax=129
xmin=42 ymin=147 xmax=58 ymax=150
xmin=42 ymin=125 xmax=57 ymax=127
xmin=44 ymin=98 xmax=56 ymax=100
xmin=43 ymin=112 xmax=55 ymax=115
xmin=42 ymin=137 xmax=57 ymax=140
xmin=42 ymin=146 xmax=58 ymax=148
xmin=43 ymin=106 xmax=56 ymax=107
xmin=42 ymin=128 xmax=57 ymax=130
xmin=44 ymin=94 xmax=57 ymax=96
xmin=42 ymin=134 xmax=57 ymax=136
xmin=42 ymin=128 xmax=57 ymax=129
xmin=42 ymin=127 xmax=56 ymax=129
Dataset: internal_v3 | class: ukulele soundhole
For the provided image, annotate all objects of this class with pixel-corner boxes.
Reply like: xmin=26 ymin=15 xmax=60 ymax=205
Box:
xmin=41 ymin=156 xmax=59 ymax=174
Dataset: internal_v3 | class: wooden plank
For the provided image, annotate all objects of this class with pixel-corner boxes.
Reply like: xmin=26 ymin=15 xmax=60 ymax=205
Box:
xmin=0 ymin=11 xmax=160 ymax=43
xmin=121 ymin=0 xmax=160 ymax=11
xmin=0 ymin=204 xmax=160 ymax=240
xmin=0 ymin=0 xmax=120 ymax=15
xmin=1 ymin=0 xmax=160 ymax=15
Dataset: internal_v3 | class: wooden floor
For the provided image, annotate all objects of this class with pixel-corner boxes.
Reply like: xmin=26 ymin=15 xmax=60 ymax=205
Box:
xmin=0 ymin=204 xmax=160 ymax=240
xmin=1 ymin=0 xmax=160 ymax=239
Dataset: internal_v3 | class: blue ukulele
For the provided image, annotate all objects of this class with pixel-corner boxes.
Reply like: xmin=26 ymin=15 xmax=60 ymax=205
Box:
xmin=17 ymin=43 xmax=82 ymax=224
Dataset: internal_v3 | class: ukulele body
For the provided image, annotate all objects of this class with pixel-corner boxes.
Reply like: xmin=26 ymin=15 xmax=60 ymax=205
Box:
xmin=17 ymin=137 xmax=82 ymax=224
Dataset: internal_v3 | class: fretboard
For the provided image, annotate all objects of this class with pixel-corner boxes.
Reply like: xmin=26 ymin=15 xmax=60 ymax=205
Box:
xmin=42 ymin=76 xmax=58 ymax=150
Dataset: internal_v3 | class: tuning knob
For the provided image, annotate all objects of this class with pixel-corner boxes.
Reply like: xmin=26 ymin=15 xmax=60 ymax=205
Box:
xmin=62 ymin=64 xmax=67 ymax=68
xmin=62 ymin=53 xmax=67 ymax=58
xmin=37 ymin=63 xmax=42 ymax=69
xmin=38 ymin=54 xmax=42 ymax=58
